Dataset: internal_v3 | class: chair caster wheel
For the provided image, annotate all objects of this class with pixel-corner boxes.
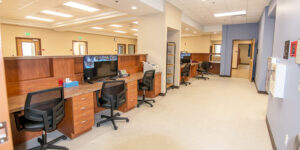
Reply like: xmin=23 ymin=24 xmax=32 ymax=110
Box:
xmin=151 ymin=105 xmax=153 ymax=107
xmin=137 ymin=105 xmax=140 ymax=108
xmin=96 ymin=123 xmax=100 ymax=127
xmin=153 ymin=101 xmax=155 ymax=103
xmin=126 ymin=119 xmax=129 ymax=122
xmin=114 ymin=126 xmax=118 ymax=130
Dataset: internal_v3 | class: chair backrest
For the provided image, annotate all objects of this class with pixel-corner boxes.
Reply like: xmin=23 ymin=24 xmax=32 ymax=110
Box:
xmin=201 ymin=62 xmax=211 ymax=71
xmin=182 ymin=63 xmax=191 ymax=76
xmin=142 ymin=70 xmax=155 ymax=90
xmin=24 ymin=87 xmax=65 ymax=130
xmin=101 ymin=80 xmax=126 ymax=109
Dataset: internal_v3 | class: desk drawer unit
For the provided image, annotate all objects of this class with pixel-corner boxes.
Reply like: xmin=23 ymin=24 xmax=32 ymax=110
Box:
xmin=58 ymin=92 xmax=94 ymax=139
xmin=119 ymin=80 xmax=138 ymax=112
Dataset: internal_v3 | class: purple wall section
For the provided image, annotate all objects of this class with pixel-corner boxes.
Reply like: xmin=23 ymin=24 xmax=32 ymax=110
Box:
xmin=221 ymin=23 xmax=259 ymax=76
xmin=266 ymin=0 xmax=300 ymax=150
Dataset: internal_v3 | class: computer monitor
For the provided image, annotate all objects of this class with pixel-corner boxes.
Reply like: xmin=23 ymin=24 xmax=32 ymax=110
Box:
xmin=83 ymin=55 xmax=118 ymax=81
xmin=181 ymin=53 xmax=191 ymax=64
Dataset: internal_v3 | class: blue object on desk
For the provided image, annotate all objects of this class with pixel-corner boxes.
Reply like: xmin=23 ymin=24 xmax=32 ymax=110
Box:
xmin=63 ymin=81 xmax=79 ymax=88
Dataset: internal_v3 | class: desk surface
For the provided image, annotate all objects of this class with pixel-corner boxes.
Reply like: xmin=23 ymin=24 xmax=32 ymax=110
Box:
xmin=8 ymin=72 xmax=147 ymax=113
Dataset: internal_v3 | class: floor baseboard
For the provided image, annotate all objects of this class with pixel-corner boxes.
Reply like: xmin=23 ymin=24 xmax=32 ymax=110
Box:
xmin=266 ymin=117 xmax=277 ymax=150
xmin=220 ymin=75 xmax=231 ymax=77
xmin=254 ymin=81 xmax=268 ymax=95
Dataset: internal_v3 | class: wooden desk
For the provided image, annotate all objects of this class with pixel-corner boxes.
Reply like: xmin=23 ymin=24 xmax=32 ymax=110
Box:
xmin=209 ymin=61 xmax=220 ymax=74
xmin=8 ymin=72 xmax=153 ymax=144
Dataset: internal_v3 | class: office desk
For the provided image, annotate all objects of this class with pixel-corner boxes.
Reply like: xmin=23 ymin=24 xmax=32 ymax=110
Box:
xmin=180 ymin=63 xmax=199 ymax=81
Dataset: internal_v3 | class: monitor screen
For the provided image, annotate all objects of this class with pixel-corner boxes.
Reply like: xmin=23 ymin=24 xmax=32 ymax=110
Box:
xmin=180 ymin=53 xmax=191 ymax=59
xmin=83 ymin=55 xmax=118 ymax=81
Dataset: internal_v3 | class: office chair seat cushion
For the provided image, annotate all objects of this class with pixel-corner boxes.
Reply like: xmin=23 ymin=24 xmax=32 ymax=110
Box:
xmin=19 ymin=116 xmax=53 ymax=131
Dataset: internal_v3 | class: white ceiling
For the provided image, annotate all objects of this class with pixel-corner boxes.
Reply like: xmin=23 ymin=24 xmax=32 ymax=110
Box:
xmin=0 ymin=0 xmax=162 ymax=38
xmin=168 ymin=0 xmax=270 ymax=26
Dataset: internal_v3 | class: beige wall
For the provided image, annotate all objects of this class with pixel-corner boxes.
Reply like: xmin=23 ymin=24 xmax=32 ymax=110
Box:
xmin=1 ymin=24 xmax=137 ymax=56
xmin=181 ymin=34 xmax=222 ymax=53
xmin=239 ymin=44 xmax=250 ymax=64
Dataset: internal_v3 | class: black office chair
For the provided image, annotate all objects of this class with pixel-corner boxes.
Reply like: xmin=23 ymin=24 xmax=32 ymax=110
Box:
xmin=196 ymin=62 xmax=210 ymax=80
xmin=181 ymin=63 xmax=191 ymax=86
xmin=14 ymin=87 xmax=68 ymax=150
xmin=137 ymin=70 xmax=156 ymax=107
xmin=96 ymin=80 xmax=129 ymax=130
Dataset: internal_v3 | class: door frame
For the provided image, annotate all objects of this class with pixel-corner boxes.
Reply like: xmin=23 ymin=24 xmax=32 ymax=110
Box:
xmin=72 ymin=40 xmax=88 ymax=55
xmin=230 ymin=39 xmax=254 ymax=77
xmin=117 ymin=43 xmax=126 ymax=54
xmin=128 ymin=44 xmax=136 ymax=54
xmin=16 ymin=37 xmax=41 ymax=56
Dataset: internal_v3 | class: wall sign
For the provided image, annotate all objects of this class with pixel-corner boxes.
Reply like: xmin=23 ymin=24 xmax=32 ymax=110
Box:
xmin=290 ymin=41 xmax=297 ymax=57
xmin=25 ymin=32 xmax=31 ymax=36
xmin=296 ymin=39 xmax=300 ymax=64
xmin=283 ymin=40 xmax=290 ymax=59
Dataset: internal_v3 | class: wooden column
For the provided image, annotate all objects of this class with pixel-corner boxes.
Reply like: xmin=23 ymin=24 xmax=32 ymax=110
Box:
xmin=0 ymin=24 xmax=14 ymax=150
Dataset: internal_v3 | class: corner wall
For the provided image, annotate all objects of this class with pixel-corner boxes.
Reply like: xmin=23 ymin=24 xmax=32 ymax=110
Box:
xmin=221 ymin=23 xmax=259 ymax=76
xmin=255 ymin=6 xmax=275 ymax=92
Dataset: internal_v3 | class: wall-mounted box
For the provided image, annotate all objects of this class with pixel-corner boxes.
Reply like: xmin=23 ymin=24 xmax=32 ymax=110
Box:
xmin=269 ymin=58 xmax=287 ymax=98
xmin=296 ymin=39 xmax=300 ymax=64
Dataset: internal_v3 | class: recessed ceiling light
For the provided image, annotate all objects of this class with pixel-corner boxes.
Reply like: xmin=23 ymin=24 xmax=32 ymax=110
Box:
xmin=131 ymin=28 xmax=138 ymax=31
xmin=114 ymin=30 xmax=127 ymax=34
xmin=25 ymin=16 xmax=54 ymax=22
xmin=110 ymin=24 xmax=123 ymax=28
xmin=132 ymin=21 xmax=138 ymax=24
xmin=193 ymin=31 xmax=197 ymax=34
xmin=91 ymin=27 xmax=104 ymax=30
xmin=41 ymin=10 xmax=73 ymax=18
xmin=185 ymin=28 xmax=189 ymax=31
xmin=64 ymin=1 xmax=99 ymax=12
xmin=131 ymin=6 xmax=137 ymax=10
xmin=214 ymin=10 xmax=246 ymax=17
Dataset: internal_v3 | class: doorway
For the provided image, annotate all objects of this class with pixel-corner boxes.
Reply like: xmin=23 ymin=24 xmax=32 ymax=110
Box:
xmin=72 ymin=41 xmax=88 ymax=55
xmin=231 ymin=39 xmax=256 ymax=80
xmin=16 ymin=37 xmax=41 ymax=56
xmin=117 ymin=44 xmax=126 ymax=54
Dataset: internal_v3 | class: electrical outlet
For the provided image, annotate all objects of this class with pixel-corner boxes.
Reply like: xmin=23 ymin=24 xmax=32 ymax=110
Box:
xmin=285 ymin=134 xmax=289 ymax=147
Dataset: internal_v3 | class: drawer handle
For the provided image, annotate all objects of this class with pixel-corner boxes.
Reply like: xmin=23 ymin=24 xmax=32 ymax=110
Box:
xmin=81 ymin=106 xmax=87 ymax=110
xmin=81 ymin=120 xmax=87 ymax=124
xmin=80 ymin=97 xmax=86 ymax=101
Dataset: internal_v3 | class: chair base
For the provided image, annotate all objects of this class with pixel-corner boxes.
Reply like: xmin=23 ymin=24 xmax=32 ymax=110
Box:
xmin=196 ymin=76 xmax=209 ymax=80
xmin=30 ymin=133 xmax=68 ymax=150
xmin=137 ymin=99 xmax=155 ymax=107
xmin=180 ymin=81 xmax=191 ymax=86
xmin=96 ymin=112 xmax=129 ymax=130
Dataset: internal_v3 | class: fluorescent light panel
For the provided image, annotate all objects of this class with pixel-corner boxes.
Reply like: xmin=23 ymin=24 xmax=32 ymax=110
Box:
xmin=131 ymin=28 xmax=138 ymax=31
xmin=132 ymin=21 xmax=138 ymax=24
xmin=114 ymin=30 xmax=126 ymax=33
xmin=214 ymin=10 xmax=246 ymax=17
xmin=25 ymin=16 xmax=54 ymax=22
xmin=110 ymin=24 xmax=123 ymax=27
xmin=64 ymin=1 xmax=99 ymax=12
xmin=131 ymin=6 xmax=137 ymax=10
xmin=91 ymin=27 xmax=104 ymax=30
xmin=41 ymin=10 xmax=73 ymax=18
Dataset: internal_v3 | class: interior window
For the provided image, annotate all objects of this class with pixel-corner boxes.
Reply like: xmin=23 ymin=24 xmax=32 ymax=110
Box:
xmin=128 ymin=44 xmax=135 ymax=54
xmin=73 ymin=41 xmax=88 ymax=55
xmin=16 ymin=38 xmax=41 ymax=56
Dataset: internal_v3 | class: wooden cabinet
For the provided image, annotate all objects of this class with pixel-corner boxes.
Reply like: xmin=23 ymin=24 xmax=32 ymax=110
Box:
xmin=58 ymin=92 xmax=94 ymax=139
xmin=119 ymin=80 xmax=138 ymax=112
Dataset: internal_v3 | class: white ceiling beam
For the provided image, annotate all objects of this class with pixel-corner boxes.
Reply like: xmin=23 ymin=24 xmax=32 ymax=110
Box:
xmin=181 ymin=14 xmax=203 ymax=31
xmin=203 ymin=25 xmax=222 ymax=33
xmin=52 ymin=11 xmax=127 ymax=28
